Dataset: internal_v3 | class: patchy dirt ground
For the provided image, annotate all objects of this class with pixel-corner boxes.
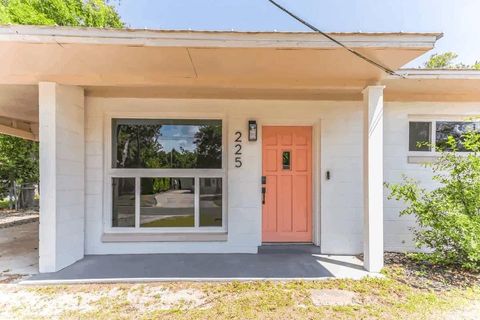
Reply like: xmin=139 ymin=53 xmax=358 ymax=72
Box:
xmin=382 ymin=252 xmax=480 ymax=320
xmin=383 ymin=252 xmax=480 ymax=291
xmin=0 ymin=284 xmax=209 ymax=319
xmin=0 ymin=248 xmax=479 ymax=319
xmin=0 ymin=256 xmax=478 ymax=320
xmin=0 ymin=210 xmax=38 ymax=228
xmin=442 ymin=301 xmax=480 ymax=320
xmin=0 ymin=221 xmax=38 ymax=280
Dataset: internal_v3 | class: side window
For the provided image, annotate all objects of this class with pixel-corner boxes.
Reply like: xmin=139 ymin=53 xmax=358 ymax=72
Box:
xmin=409 ymin=122 xmax=431 ymax=151
xmin=409 ymin=119 xmax=479 ymax=153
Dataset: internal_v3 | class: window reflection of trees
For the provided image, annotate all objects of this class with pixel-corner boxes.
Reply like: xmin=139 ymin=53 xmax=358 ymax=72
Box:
xmin=436 ymin=121 xmax=479 ymax=152
xmin=113 ymin=121 xmax=222 ymax=169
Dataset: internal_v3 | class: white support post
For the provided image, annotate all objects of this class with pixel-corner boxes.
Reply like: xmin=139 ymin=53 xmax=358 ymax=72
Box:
xmin=362 ymin=85 xmax=385 ymax=273
xmin=39 ymin=82 xmax=85 ymax=273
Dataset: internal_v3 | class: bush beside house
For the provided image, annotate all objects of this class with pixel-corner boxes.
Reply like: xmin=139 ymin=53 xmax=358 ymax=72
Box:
xmin=387 ymin=131 xmax=480 ymax=271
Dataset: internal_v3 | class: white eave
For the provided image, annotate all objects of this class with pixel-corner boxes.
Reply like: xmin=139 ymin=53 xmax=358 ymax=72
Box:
xmin=0 ymin=25 xmax=442 ymax=49
xmin=396 ymin=68 xmax=480 ymax=80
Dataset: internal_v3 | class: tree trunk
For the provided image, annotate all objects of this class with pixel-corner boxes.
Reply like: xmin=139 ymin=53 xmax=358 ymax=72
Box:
xmin=8 ymin=182 xmax=13 ymax=210
xmin=19 ymin=184 xmax=35 ymax=209
xmin=12 ymin=181 xmax=18 ymax=211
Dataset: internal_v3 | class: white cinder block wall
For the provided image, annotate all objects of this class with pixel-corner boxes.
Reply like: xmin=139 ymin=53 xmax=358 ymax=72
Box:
xmin=83 ymin=97 xmax=480 ymax=256
xmin=39 ymin=83 xmax=85 ymax=272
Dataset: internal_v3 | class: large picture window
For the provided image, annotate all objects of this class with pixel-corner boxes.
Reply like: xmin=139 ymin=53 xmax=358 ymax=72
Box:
xmin=409 ymin=119 xmax=480 ymax=153
xmin=109 ymin=118 xmax=225 ymax=232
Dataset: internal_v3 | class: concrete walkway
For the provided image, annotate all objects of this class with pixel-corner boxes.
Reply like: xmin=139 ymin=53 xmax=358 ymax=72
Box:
xmin=25 ymin=246 xmax=373 ymax=284
xmin=0 ymin=222 xmax=38 ymax=277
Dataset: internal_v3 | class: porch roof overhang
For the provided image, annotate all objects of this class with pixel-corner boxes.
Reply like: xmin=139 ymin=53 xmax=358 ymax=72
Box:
xmin=3 ymin=25 xmax=478 ymax=141
xmin=384 ymin=69 xmax=480 ymax=101
xmin=0 ymin=25 xmax=441 ymax=88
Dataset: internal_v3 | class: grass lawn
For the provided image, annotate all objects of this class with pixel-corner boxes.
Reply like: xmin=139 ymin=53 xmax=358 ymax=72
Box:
xmin=141 ymin=215 xmax=195 ymax=227
xmin=140 ymin=213 xmax=221 ymax=227
xmin=1 ymin=254 xmax=479 ymax=319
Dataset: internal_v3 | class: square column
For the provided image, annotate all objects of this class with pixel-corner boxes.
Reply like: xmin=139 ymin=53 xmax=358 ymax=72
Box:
xmin=39 ymin=82 xmax=85 ymax=273
xmin=362 ymin=85 xmax=385 ymax=273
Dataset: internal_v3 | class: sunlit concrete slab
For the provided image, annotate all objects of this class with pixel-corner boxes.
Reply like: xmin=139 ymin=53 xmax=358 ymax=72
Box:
xmin=312 ymin=255 xmax=378 ymax=280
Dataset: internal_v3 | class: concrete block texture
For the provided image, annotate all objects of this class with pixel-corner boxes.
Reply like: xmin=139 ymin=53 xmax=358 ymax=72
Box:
xmin=39 ymin=83 xmax=85 ymax=272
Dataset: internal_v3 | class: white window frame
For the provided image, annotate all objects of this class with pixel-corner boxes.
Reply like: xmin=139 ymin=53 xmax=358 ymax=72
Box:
xmin=408 ymin=115 xmax=480 ymax=156
xmin=103 ymin=112 xmax=227 ymax=234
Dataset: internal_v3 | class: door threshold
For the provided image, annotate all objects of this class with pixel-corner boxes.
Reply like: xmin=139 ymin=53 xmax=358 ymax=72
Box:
xmin=258 ymin=243 xmax=321 ymax=254
xmin=262 ymin=242 xmax=313 ymax=245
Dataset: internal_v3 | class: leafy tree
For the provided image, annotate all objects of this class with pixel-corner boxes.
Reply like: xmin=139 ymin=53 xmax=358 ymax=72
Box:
xmin=0 ymin=0 xmax=123 ymax=27
xmin=424 ymin=52 xmax=459 ymax=69
xmin=115 ymin=123 xmax=163 ymax=168
xmin=194 ymin=125 xmax=222 ymax=168
xmin=115 ymin=123 xmax=222 ymax=170
xmin=424 ymin=52 xmax=480 ymax=70
xmin=170 ymin=148 xmax=196 ymax=169
xmin=0 ymin=135 xmax=39 ymax=209
xmin=386 ymin=130 xmax=480 ymax=271
xmin=0 ymin=0 xmax=124 ymax=208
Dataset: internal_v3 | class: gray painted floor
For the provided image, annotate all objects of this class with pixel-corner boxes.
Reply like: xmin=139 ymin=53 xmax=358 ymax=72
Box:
xmin=28 ymin=251 xmax=334 ymax=282
xmin=0 ymin=224 xmax=374 ymax=283
xmin=0 ymin=226 xmax=373 ymax=284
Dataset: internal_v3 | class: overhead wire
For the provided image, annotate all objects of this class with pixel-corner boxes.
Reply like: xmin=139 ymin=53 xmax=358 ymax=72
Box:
xmin=267 ymin=0 xmax=405 ymax=78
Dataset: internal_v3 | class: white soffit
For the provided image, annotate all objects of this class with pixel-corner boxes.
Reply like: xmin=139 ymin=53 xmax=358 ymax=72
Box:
xmin=0 ymin=26 xmax=440 ymax=88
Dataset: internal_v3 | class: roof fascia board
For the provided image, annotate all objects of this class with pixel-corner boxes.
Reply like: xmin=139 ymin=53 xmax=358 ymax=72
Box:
xmin=0 ymin=25 xmax=440 ymax=49
xmin=394 ymin=69 xmax=480 ymax=80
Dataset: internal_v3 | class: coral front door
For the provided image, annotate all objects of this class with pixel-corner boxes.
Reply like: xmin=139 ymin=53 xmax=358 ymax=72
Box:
xmin=262 ymin=126 xmax=312 ymax=242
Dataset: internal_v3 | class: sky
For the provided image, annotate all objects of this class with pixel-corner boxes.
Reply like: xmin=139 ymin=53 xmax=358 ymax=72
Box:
xmin=113 ymin=0 xmax=480 ymax=68
xmin=160 ymin=125 xmax=199 ymax=151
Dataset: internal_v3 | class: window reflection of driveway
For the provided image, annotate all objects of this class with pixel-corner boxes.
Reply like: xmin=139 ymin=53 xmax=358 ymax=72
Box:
xmin=115 ymin=195 xmax=135 ymax=227
xmin=141 ymin=189 xmax=193 ymax=217
xmin=139 ymin=190 xmax=222 ymax=225
xmin=200 ymin=194 xmax=222 ymax=208
xmin=141 ymin=190 xmax=193 ymax=226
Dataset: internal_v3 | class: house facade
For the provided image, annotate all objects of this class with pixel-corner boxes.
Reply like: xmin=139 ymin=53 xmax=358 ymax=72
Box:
xmin=0 ymin=26 xmax=479 ymax=273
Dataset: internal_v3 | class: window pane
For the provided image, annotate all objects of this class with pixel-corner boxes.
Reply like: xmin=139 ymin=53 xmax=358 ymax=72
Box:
xmin=282 ymin=151 xmax=291 ymax=170
xmin=112 ymin=178 xmax=135 ymax=227
xmin=112 ymin=119 xmax=222 ymax=169
xmin=409 ymin=122 xmax=431 ymax=151
xmin=140 ymin=178 xmax=194 ymax=227
xmin=199 ymin=178 xmax=223 ymax=227
xmin=436 ymin=121 xmax=480 ymax=152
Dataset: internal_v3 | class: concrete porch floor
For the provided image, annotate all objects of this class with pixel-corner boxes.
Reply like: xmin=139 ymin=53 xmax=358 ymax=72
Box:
xmin=24 ymin=247 xmax=374 ymax=284
xmin=0 ymin=224 xmax=376 ymax=284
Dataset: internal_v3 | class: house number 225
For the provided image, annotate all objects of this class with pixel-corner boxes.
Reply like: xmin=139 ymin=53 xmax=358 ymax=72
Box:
xmin=234 ymin=131 xmax=243 ymax=168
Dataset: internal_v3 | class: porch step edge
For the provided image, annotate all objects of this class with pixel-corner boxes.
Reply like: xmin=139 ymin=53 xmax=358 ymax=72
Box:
xmin=258 ymin=244 xmax=322 ymax=254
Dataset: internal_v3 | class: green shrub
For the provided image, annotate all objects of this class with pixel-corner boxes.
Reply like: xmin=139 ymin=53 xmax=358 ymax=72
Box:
xmin=0 ymin=199 xmax=10 ymax=209
xmin=386 ymin=132 xmax=480 ymax=271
